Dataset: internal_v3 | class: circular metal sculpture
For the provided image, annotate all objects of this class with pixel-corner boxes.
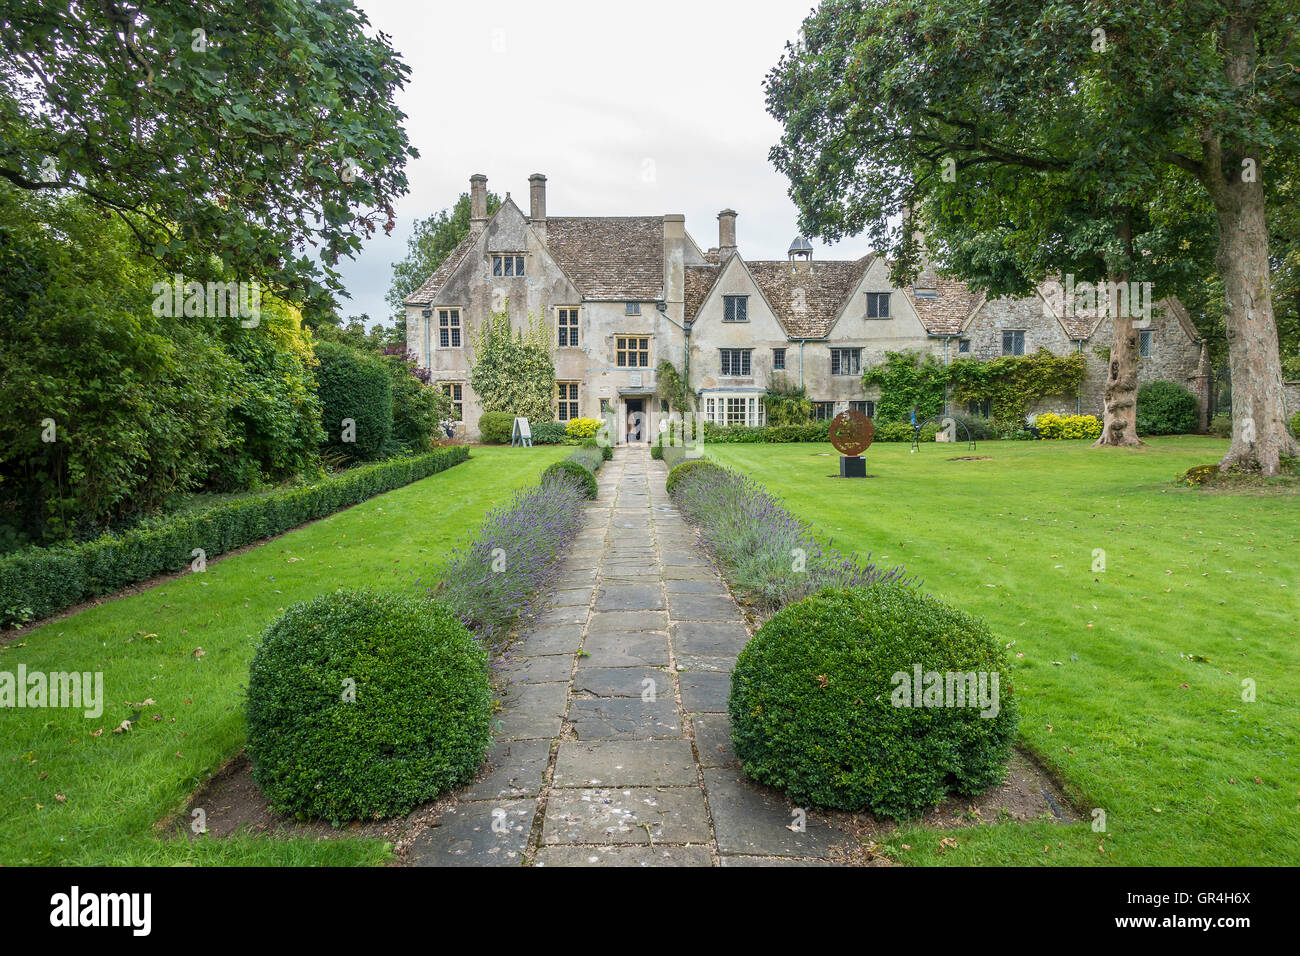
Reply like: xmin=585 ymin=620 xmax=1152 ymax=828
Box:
xmin=829 ymin=409 xmax=875 ymax=457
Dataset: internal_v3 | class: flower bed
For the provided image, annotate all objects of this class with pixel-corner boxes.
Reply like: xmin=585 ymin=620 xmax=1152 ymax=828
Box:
xmin=665 ymin=460 xmax=914 ymax=612
xmin=0 ymin=446 xmax=470 ymax=629
xmin=437 ymin=467 xmax=590 ymax=642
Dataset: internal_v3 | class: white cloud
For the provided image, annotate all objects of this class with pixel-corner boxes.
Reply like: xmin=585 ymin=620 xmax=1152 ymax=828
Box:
xmin=335 ymin=0 xmax=874 ymax=324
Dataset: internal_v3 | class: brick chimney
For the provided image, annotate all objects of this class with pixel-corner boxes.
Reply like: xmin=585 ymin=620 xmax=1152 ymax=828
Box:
xmin=718 ymin=208 xmax=738 ymax=260
xmin=528 ymin=173 xmax=547 ymax=240
xmin=470 ymin=173 xmax=488 ymax=224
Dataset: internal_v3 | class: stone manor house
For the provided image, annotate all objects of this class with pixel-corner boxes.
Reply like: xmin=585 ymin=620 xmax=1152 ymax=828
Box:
xmin=404 ymin=173 xmax=1208 ymax=440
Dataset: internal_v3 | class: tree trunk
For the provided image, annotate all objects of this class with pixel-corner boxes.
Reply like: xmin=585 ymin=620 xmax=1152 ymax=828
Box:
xmin=1201 ymin=13 xmax=1300 ymax=475
xmin=1211 ymin=180 xmax=1299 ymax=473
xmin=1094 ymin=309 xmax=1143 ymax=446
xmin=1095 ymin=211 xmax=1142 ymax=447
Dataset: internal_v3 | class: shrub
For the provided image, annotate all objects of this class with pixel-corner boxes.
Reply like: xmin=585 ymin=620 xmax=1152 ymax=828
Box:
xmin=1035 ymin=413 xmax=1103 ymax=440
xmin=246 ymin=589 xmax=491 ymax=822
xmin=531 ymin=421 xmax=567 ymax=444
xmin=565 ymin=417 xmax=601 ymax=439
xmin=1209 ymin=413 xmax=1232 ymax=438
xmin=314 ymin=340 xmax=393 ymax=461
xmin=667 ymin=462 xmax=913 ymax=611
xmin=542 ymin=446 xmax=603 ymax=500
xmin=1290 ymin=410 xmax=1300 ymax=438
xmin=581 ymin=438 xmax=613 ymax=461
xmin=477 ymin=411 xmax=514 ymax=444
xmin=946 ymin=413 xmax=995 ymax=441
xmin=874 ymin=421 xmax=918 ymax=442
xmin=702 ymin=422 xmax=831 ymax=444
xmin=665 ymin=459 xmax=721 ymax=496
xmin=0 ymin=447 xmax=469 ymax=628
xmin=438 ymin=471 xmax=588 ymax=641
xmin=469 ymin=308 xmax=555 ymax=422
xmin=650 ymin=443 xmax=663 ymax=460
xmin=1137 ymin=381 xmax=1199 ymax=435
xmin=729 ymin=585 xmax=1018 ymax=819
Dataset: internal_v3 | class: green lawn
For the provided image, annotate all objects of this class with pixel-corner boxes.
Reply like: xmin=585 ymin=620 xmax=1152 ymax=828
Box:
xmin=708 ymin=438 xmax=1299 ymax=866
xmin=0 ymin=444 xmax=569 ymax=865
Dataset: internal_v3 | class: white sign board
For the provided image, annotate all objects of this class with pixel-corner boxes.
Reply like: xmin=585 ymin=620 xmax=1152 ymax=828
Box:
xmin=511 ymin=417 xmax=532 ymax=447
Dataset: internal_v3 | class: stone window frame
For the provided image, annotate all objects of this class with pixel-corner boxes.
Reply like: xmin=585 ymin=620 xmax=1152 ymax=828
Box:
xmin=557 ymin=381 xmax=580 ymax=421
xmin=704 ymin=392 xmax=764 ymax=426
xmin=441 ymin=382 xmax=464 ymax=421
xmin=491 ymin=254 xmax=526 ymax=277
xmin=1139 ymin=329 xmax=1154 ymax=358
xmin=866 ymin=292 xmax=891 ymax=319
xmin=723 ymin=295 xmax=750 ymax=323
xmin=719 ymin=348 xmax=753 ymax=376
xmin=616 ymin=335 xmax=650 ymax=368
xmin=625 ymin=301 xmax=641 ymax=315
xmin=957 ymin=338 xmax=971 ymax=354
xmin=557 ymin=307 xmax=580 ymax=348
xmin=850 ymin=400 xmax=875 ymax=418
xmin=772 ymin=347 xmax=787 ymax=370
xmin=813 ymin=401 xmax=837 ymax=421
xmin=438 ymin=308 xmax=462 ymax=349
xmin=1002 ymin=330 xmax=1026 ymax=356
xmin=830 ymin=347 xmax=862 ymax=376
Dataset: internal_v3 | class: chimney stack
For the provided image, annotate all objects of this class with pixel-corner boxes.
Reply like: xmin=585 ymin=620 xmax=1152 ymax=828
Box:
xmin=529 ymin=173 xmax=547 ymax=240
xmin=470 ymin=173 xmax=488 ymax=223
xmin=718 ymin=209 xmax=738 ymax=260
xmin=663 ymin=214 xmax=686 ymax=325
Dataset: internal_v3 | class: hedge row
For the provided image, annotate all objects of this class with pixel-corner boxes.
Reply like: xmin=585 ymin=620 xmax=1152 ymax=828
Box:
xmin=0 ymin=446 xmax=471 ymax=628
xmin=541 ymin=444 xmax=606 ymax=499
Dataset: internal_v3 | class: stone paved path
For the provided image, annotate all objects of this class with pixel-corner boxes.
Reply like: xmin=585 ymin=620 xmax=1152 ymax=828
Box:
xmin=408 ymin=444 xmax=854 ymax=866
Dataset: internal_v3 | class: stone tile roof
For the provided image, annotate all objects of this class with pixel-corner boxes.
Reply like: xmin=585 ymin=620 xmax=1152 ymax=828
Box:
xmin=402 ymin=223 xmax=485 ymax=305
xmin=684 ymin=264 xmax=720 ymax=323
xmin=903 ymin=275 xmax=984 ymax=335
xmin=545 ymin=217 xmax=665 ymax=299
xmin=745 ymin=257 xmax=873 ymax=338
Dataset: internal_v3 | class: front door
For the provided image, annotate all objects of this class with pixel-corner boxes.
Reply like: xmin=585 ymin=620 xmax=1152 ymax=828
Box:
xmin=625 ymin=398 xmax=645 ymax=443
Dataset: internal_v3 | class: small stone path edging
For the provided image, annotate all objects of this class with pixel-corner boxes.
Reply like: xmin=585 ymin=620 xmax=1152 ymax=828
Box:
xmin=407 ymin=444 xmax=857 ymax=866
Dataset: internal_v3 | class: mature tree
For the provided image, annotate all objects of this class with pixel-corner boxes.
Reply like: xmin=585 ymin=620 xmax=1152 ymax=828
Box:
xmin=387 ymin=190 xmax=502 ymax=320
xmin=0 ymin=0 xmax=416 ymax=304
xmin=767 ymin=0 xmax=1300 ymax=471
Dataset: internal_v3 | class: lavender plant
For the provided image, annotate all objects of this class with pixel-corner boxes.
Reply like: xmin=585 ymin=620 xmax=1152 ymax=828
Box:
xmin=668 ymin=463 xmax=914 ymax=611
xmin=436 ymin=470 xmax=588 ymax=643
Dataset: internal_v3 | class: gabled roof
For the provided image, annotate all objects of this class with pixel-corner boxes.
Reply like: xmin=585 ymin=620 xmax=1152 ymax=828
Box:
xmin=684 ymin=263 xmax=720 ymax=322
xmin=745 ymin=258 xmax=874 ymax=338
xmin=902 ymin=275 xmax=984 ymax=335
xmin=402 ymin=223 xmax=485 ymax=306
xmin=544 ymin=217 xmax=664 ymax=299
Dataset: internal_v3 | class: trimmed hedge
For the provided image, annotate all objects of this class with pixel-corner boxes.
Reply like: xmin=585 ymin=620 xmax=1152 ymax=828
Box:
xmin=1137 ymin=381 xmax=1199 ymax=435
xmin=582 ymin=438 xmax=613 ymax=461
xmin=665 ymin=458 xmax=722 ymax=496
xmin=729 ymin=585 xmax=1018 ymax=819
xmin=314 ymin=340 xmax=393 ymax=461
xmin=246 ymin=589 xmax=491 ymax=822
xmin=541 ymin=444 xmax=605 ymax=499
xmin=0 ymin=446 xmax=470 ymax=628
xmin=1034 ymin=413 xmax=1103 ymax=440
xmin=477 ymin=411 xmax=514 ymax=444
xmin=703 ymin=422 xmax=831 ymax=443
xmin=531 ymin=421 xmax=568 ymax=444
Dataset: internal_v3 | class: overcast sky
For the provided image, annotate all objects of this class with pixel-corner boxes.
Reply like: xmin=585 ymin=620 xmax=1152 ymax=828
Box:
xmin=335 ymin=0 xmax=872 ymax=325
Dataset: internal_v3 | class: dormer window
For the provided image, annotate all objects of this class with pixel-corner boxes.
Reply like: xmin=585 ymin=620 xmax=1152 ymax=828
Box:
xmin=492 ymin=255 xmax=525 ymax=277
xmin=866 ymin=292 xmax=890 ymax=318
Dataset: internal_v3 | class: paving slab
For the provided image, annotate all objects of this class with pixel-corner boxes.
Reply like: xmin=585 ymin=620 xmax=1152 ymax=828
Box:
xmin=569 ymin=697 xmax=682 ymax=739
xmin=535 ymin=845 xmax=712 ymax=867
xmin=587 ymin=610 xmax=668 ymax=633
xmin=579 ymin=630 xmax=670 ymax=668
xmin=670 ymin=620 xmax=750 ymax=657
xmin=703 ymin=768 xmax=849 ymax=858
xmin=571 ymin=666 xmax=665 ymax=697
xmin=463 ymin=738 xmax=552 ymax=800
xmin=690 ymin=713 xmax=737 ymax=769
xmin=553 ymin=740 xmax=698 ymax=787
xmin=541 ymin=787 xmax=711 ymax=845
xmin=679 ymin=670 xmax=732 ymax=713
xmin=407 ymin=799 xmax=535 ymax=866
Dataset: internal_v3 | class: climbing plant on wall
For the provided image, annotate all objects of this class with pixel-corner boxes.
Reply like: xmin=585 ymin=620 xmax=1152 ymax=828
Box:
xmin=469 ymin=302 xmax=556 ymax=422
xmin=861 ymin=352 xmax=948 ymax=425
xmin=947 ymin=350 xmax=1086 ymax=430
xmin=656 ymin=360 xmax=691 ymax=412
